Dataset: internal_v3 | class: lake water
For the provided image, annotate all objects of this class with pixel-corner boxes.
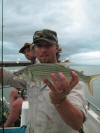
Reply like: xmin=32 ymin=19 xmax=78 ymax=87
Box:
xmin=0 ymin=64 xmax=100 ymax=115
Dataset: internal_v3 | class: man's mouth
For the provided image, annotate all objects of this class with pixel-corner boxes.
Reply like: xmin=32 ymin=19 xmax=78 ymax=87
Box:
xmin=40 ymin=55 xmax=48 ymax=58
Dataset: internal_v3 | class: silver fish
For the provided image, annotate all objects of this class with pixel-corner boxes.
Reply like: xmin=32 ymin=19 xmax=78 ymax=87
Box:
xmin=14 ymin=63 xmax=100 ymax=96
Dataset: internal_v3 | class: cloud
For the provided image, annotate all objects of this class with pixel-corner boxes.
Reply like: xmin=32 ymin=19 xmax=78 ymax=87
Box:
xmin=69 ymin=51 xmax=100 ymax=65
xmin=0 ymin=0 xmax=100 ymax=64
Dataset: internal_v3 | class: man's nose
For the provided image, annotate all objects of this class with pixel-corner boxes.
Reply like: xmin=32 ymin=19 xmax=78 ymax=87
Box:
xmin=40 ymin=47 xmax=48 ymax=51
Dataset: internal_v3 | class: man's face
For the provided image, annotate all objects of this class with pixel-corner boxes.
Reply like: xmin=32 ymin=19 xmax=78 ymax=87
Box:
xmin=35 ymin=41 xmax=58 ymax=63
xmin=24 ymin=48 xmax=35 ymax=60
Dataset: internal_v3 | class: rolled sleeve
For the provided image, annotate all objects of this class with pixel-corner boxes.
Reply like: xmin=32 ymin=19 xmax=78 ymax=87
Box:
xmin=67 ymin=82 xmax=87 ymax=122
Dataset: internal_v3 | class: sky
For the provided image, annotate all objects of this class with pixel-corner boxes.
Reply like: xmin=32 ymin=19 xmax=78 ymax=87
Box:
xmin=0 ymin=0 xmax=100 ymax=65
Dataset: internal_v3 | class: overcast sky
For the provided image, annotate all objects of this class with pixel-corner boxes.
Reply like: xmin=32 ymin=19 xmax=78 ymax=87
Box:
xmin=0 ymin=0 xmax=100 ymax=65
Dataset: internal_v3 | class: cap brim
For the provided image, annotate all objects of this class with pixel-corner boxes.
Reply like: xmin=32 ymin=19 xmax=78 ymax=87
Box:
xmin=19 ymin=45 xmax=30 ymax=53
xmin=34 ymin=38 xmax=57 ymax=44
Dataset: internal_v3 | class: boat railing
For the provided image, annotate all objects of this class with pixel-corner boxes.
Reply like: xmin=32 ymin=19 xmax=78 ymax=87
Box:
xmin=0 ymin=61 xmax=31 ymax=67
xmin=86 ymin=99 xmax=100 ymax=113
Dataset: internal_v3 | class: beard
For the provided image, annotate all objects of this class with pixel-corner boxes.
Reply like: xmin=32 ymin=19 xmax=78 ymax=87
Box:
xmin=40 ymin=59 xmax=52 ymax=63
xmin=38 ymin=54 xmax=57 ymax=63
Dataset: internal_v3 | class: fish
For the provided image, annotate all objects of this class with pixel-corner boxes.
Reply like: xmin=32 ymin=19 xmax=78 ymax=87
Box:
xmin=14 ymin=63 xmax=100 ymax=96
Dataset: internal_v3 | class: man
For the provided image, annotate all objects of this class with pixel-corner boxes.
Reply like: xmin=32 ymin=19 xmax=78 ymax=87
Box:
xmin=4 ymin=88 xmax=23 ymax=127
xmin=19 ymin=42 xmax=36 ymax=64
xmin=0 ymin=29 xmax=86 ymax=133
xmin=4 ymin=43 xmax=36 ymax=127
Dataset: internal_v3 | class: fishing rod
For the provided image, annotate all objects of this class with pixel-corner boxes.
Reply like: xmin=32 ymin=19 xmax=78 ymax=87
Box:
xmin=1 ymin=0 xmax=4 ymax=132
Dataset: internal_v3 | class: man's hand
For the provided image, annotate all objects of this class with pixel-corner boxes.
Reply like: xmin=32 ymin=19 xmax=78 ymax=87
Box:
xmin=43 ymin=71 xmax=79 ymax=106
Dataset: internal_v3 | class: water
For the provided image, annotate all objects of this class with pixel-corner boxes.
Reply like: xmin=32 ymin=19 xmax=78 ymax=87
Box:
xmin=70 ymin=64 xmax=100 ymax=116
xmin=0 ymin=67 xmax=23 ymax=101
xmin=0 ymin=65 xmax=100 ymax=115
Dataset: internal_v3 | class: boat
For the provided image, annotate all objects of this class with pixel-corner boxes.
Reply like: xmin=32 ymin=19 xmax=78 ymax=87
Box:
xmin=0 ymin=61 xmax=100 ymax=133
xmin=83 ymin=100 xmax=100 ymax=133
xmin=20 ymin=100 xmax=100 ymax=133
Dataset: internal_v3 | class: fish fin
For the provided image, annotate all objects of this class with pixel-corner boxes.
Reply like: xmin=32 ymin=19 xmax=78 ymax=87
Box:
xmin=62 ymin=58 xmax=70 ymax=63
xmin=91 ymin=74 xmax=100 ymax=80
xmin=81 ymin=71 xmax=84 ymax=74
xmin=87 ymin=74 xmax=100 ymax=96
xmin=56 ymin=62 xmax=70 ymax=67
xmin=86 ymin=82 xmax=93 ymax=96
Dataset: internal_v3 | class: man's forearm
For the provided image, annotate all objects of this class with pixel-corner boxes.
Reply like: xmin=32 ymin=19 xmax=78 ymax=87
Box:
xmin=55 ymin=99 xmax=83 ymax=130
xmin=4 ymin=112 xmax=19 ymax=127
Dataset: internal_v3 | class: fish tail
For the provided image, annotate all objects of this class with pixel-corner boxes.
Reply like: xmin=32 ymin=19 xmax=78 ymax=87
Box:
xmin=87 ymin=74 xmax=100 ymax=96
xmin=86 ymin=81 xmax=93 ymax=96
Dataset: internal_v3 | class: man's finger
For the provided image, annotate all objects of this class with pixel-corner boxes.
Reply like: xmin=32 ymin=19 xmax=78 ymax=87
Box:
xmin=50 ymin=73 xmax=60 ymax=89
xmin=43 ymin=78 xmax=56 ymax=92
xmin=70 ymin=71 xmax=79 ymax=89
xmin=57 ymin=72 xmax=69 ymax=88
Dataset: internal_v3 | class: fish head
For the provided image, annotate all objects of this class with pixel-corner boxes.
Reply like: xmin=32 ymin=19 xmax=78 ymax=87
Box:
xmin=14 ymin=69 xmax=30 ymax=81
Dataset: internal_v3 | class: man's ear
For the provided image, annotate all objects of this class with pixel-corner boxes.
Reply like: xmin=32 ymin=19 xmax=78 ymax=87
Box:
xmin=55 ymin=44 xmax=59 ymax=52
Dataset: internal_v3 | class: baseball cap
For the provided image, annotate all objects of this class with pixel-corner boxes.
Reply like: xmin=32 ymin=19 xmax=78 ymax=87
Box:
xmin=33 ymin=29 xmax=58 ymax=44
xmin=19 ymin=43 xmax=32 ymax=53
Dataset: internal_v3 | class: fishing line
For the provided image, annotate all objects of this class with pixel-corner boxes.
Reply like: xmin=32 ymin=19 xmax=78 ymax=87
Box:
xmin=1 ymin=0 xmax=4 ymax=132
